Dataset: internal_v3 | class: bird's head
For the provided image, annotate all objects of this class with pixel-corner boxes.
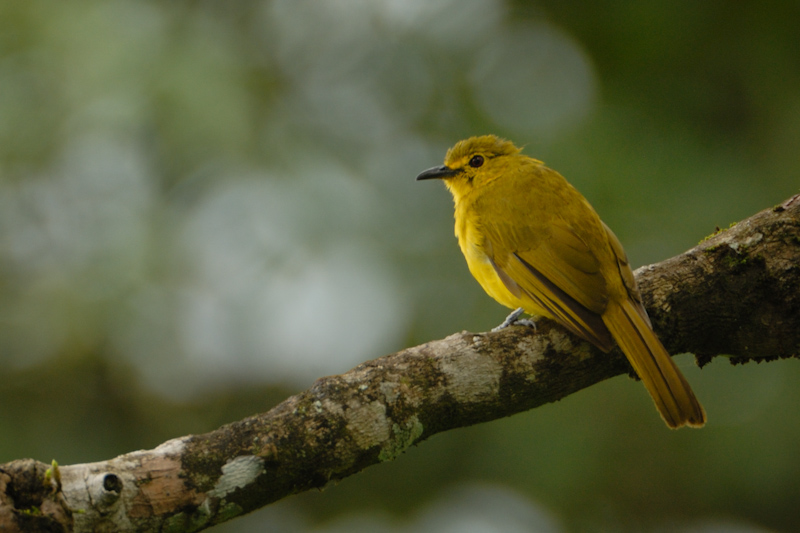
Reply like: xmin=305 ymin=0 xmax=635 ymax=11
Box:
xmin=416 ymin=135 xmax=531 ymax=201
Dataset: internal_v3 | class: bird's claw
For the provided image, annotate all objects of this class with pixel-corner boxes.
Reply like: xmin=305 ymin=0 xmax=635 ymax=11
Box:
xmin=492 ymin=307 xmax=528 ymax=332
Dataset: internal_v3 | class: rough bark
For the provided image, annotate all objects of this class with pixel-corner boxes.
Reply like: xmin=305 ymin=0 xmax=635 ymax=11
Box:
xmin=1 ymin=195 xmax=798 ymax=533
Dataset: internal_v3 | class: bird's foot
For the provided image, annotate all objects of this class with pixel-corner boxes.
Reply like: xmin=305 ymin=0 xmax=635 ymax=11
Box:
xmin=515 ymin=318 xmax=537 ymax=329
xmin=491 ymin=307 xmax=535 ymax=332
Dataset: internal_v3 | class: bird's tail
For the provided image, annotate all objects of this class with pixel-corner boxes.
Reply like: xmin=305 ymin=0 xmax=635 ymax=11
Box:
xmin=603 ymin=298 xmax=706 ymax=429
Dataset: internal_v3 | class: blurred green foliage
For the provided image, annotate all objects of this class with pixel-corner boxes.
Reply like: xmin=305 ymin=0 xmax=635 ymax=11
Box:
xmin=0 ymin=0 xmax=798 ymax=531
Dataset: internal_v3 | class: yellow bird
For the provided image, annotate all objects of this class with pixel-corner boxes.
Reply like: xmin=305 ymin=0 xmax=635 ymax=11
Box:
xmin=417 ymin=135 xmax=705 ymax=429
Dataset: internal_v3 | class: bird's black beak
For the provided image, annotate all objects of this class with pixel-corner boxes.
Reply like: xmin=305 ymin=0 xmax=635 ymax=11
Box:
xmin=416 ymin=165 xmax=460 ymax=181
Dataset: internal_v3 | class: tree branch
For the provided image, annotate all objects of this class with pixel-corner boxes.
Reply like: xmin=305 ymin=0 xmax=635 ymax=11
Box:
xmin=2 ymin=195 xmax=799 ymax=533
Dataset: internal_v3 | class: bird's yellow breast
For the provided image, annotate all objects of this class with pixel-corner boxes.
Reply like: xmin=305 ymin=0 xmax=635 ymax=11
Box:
xmin=453 ymin=183 xmax=550 ymax=316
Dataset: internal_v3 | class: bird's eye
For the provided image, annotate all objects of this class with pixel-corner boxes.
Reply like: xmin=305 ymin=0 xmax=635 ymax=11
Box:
xmin=469 ymin=155 xmax=484 ymax=168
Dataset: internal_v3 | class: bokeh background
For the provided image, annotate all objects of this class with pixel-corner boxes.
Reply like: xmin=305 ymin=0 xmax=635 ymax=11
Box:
xmin=1 ymin=1 xmax=799 ymax=531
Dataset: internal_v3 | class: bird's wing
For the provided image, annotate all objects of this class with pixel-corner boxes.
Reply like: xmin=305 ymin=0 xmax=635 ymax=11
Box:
xmin=487 ymin=217 xmax=615 ymax=351
xmin=601 ymin=221 xmax=651 ymax=326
